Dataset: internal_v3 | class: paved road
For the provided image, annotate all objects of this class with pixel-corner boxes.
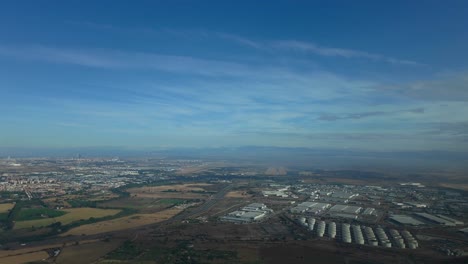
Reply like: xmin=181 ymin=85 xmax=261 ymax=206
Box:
xmin=171 ymin=183 xmax=233 ymax=221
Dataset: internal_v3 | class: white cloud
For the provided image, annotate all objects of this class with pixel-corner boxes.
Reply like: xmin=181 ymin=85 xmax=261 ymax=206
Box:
xmin=65 ymin=22 xmax=422 ymax=65
xmin=272 ymin=40 xmax=421 ymax=65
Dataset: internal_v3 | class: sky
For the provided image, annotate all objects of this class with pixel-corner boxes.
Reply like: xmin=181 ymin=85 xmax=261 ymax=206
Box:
xmin=1 ymin=1 xmax=468 ymax=151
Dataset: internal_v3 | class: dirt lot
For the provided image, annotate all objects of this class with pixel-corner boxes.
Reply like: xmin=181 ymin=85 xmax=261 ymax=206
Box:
xmin=225 ymin=191 xmax=252 ymax=198
xmin=61 ymin=207 xmax=183 ymax=236
xmin=128 ymin=183 xmax=213 ymax=199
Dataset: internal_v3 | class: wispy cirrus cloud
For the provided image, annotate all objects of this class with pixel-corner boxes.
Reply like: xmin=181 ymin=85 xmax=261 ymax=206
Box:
xmin=272 ymin=40 xmax=421 ymax=65
xmin=317 ymin=108 xmax=425 ymax=121
xmin=175 ymin=30 xmax=422 ymax=65
xmin=376 ymin=71 xmax=468 ymax=102
xmin=68 ymin=21 xmax=422 ymax=66
xmin=429 ymin=121 xmax=468 ymax=136
xmin=0 ymin=45 xmax=252 ymax=77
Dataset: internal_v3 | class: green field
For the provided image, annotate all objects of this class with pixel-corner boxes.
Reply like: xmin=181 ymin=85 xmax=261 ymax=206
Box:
xmin=158 ymin=199 xmax=186 ymax=205
xmin=98 ymin=197 xmax=185 ymax=213
xmin=0 ymin=213 xmax=9 ymax=221
xmin=67 ymin=199 xmax=97 ymax=208
xmin=15 ymin=208 xmax=67 ymax=221
xmin=14 ymin=207 xmax=121 ymax=230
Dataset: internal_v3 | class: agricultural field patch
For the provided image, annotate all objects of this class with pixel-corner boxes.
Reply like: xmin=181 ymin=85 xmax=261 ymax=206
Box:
xmin=0 ymin=244 xmax=62 ymax=258
xmin=0 ymin=250 xmax=49 ymax=264
xmin=0 ymin=203 xmax=15 ymax=213
xmin=14 ymin=207 xmax=121 ymax=230
xmin=98 ymin=197 xmax=188 ymax=213
xmin=15 ymin=207 xmax=67 ymax=221
xmin=61 ymin=207 xmax=182 ymax=236
xmin=55 ymin=240 xmax=123 ymax=264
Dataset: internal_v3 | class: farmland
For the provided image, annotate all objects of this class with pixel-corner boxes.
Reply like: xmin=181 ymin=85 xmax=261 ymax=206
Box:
xmin=0 ymin=239 xmax=124 ymax=264
xmin=0 ymin=203 xmax=14 ymax=213
xmin=61 ymin=207 xmax=182 ymax=236
xmin=55 ymin=240 xmax=123 ymax=264
xmin=15 ymin=207 xmax=67 ymax=221
xmin=14 ymin=207 xmax=121 ymax=229
xmin=0 ymin=250 xmax=49 ymax=264
xmin=0 ymin=243 xmax=63 ymax=264
xmin=98 ymin=196 xmax=186 ymax=213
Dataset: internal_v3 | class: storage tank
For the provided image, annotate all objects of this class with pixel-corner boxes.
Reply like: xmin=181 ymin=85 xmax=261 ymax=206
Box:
xmin=316 ymin=220 xmax=326 ymax=237
xmin=401 ymin=230 xmax=418 ymax=249
xmin=352 ymin=225 xmax=364 ymax=245
xmin=299 ymin=217 xmax=307 ymax=226
xmin=341 ymin=223 xmax=351 ymax=243
xmin=375 ymin=227 xmax=391 ymax=247
xmin=308 ymin=218 xmax=316 ymax=231
xmin=389 ymin=229 xmax=405 ymax=249
xmin=363 ymin=226 xmax=378 ymax=246
xmin=407 ymin=241 xmax=417 ymax=249
xmin=327 ymin=222 xmax=336 ymax=238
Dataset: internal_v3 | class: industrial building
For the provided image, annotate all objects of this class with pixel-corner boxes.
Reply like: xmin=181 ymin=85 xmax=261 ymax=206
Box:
xmin=321 ymin=191 xmax=359 ymax=203
xmin=435 ymin=214 xmax=464 ymax=225
xmin=362 ymin=208 xmax=376 ymax=215
xmin=329 ymin=204 xmax=362 ymax=214
xmin=415 ymin=213 xmax=463 ymax=226
xmin=290 ymin=201 xmax=331 ymax=214
xmin=390 ymin=215 xmax=425 ymax=226
xmin=242 ymin=203 xmax=268 ymax=212
xmin=220 ymin=203 xmax=272 ymax=223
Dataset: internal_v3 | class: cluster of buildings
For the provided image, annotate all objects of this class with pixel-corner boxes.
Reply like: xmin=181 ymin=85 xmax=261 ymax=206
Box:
xmin=0 ymin=157 xmax=181 ymax=201
xmin=297 ymin=217 xmax=419 ymax=249
xmin=290 ymin=201 xmax=331 ymax=214
xmin=221 ymin=203 xmax=273 ymax=223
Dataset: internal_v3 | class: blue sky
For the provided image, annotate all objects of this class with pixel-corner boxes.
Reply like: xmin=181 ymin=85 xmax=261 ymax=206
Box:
xmin=1 ymin=1 xmax=468 ymax=151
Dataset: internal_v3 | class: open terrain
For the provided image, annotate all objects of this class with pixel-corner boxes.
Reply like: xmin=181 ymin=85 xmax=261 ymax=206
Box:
xmin=99 ymin=196 xmax=186 ymax=213
xmin=128 ymin=183 xmax=213 ymax=199
xmin=0 ymin=203 xmax=15 ymax=213
xmin=0 ymin=250 xmax=49 ymax=264
xmin=14 ymin=207 xmax=121 ymax=229
xmin=55 ymin=239 xmax=123 ymax=264
xmin=61 ymin=207 xmax=182 ymax=236
xmin=226 ymin=190 xmax=252 ymax=198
